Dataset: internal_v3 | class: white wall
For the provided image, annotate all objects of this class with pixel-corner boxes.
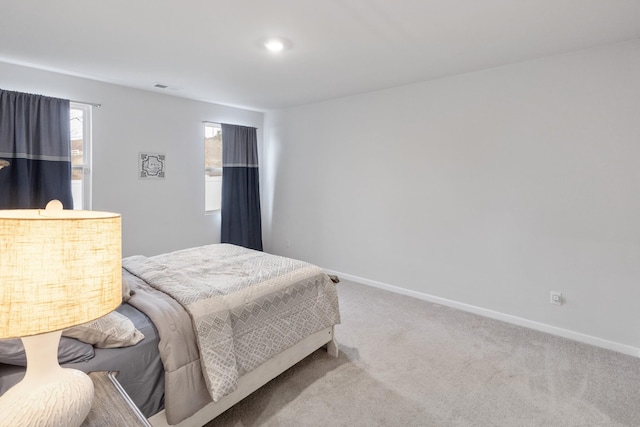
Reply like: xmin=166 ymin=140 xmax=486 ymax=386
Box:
xmin=0 ymin=62 xmax=263 ymax=257
xmin=263 ymin=40 xmax=640 ymax=353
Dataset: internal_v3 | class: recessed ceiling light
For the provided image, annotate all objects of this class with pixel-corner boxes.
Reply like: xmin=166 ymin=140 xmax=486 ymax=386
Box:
xmin=265 ymin=40 xmax=284 ymax=52
xmin=261 ymin=37 xmax=292 ymax=53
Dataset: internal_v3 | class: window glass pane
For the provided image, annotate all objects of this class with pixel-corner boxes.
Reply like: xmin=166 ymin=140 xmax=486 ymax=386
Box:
xmin=70 ymin=108 xmax=83 ymax=180
xmin=205 ymin=124 xmax=222 ymax=174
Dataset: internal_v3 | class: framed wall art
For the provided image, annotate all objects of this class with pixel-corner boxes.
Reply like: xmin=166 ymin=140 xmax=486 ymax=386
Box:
xmin=139 ymin=152 xmax=166 ymax=179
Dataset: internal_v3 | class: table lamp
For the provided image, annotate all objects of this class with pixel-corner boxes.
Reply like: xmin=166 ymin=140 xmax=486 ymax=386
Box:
xmin=0 ymin=200 xmax=122 ymax=427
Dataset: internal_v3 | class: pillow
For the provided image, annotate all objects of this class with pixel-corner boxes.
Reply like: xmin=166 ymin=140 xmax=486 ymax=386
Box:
xmin=62 ymin=311 xmax=144 ymax=349
xmin=0 ymin=336 xmax=95 ymax=367
xmin=122 ymin=275 xmax=132 ymax=302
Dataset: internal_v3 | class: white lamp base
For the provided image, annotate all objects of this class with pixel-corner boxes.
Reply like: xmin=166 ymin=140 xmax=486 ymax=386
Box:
xmin=0 ymin=332 xmax=94 ymax=427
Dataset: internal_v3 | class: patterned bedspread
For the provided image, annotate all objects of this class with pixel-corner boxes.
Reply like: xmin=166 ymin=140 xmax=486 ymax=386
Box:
xmin=122 ymin=244 xmax=341 ymax=404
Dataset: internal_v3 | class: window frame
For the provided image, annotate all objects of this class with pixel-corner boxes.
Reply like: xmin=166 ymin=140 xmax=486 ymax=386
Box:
xmin=204 ymin=122 xmax=222 ymax=213
xmin=70 ymin=102 xmax=92 ymax=210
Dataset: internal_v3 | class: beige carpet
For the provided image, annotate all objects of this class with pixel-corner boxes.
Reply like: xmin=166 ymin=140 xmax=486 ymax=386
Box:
xmin=206 ymin=280 xmax=640 ymax=426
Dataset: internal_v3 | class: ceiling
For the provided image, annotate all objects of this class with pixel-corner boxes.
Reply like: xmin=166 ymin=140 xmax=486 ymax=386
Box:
xmin=0 ymin=0 xmax=639 ymax=112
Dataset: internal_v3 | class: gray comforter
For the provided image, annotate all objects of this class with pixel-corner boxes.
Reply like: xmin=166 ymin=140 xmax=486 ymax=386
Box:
xmin=123 ymin=244 xmax=340 ymax=425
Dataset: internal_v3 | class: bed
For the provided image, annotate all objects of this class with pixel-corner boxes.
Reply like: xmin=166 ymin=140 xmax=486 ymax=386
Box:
xmin=0 ymin=243 xmax=341 ymax=426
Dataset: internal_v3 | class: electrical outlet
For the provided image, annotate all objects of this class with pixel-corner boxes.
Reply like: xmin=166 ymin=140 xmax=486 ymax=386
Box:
xmin=550 ymin=291 xmax=563 ymax=306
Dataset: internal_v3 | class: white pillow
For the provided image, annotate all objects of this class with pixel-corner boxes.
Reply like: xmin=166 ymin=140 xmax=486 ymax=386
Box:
xmin=63 ymin=311 xmax=144 ymax=349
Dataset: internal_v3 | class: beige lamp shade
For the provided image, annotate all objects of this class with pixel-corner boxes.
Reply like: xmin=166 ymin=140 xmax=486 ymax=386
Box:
xmin=0 ymin=207 xmax=122 ymax=338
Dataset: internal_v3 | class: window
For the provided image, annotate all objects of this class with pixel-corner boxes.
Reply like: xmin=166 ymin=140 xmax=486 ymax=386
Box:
xmin=204 ymin=122 xmax=222 ymax=211
xmin=70 ymin=103 xmax=92 ymax=210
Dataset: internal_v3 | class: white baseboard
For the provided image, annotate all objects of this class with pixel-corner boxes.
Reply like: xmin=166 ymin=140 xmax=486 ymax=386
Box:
xmin=324 ymin=269 xmax=640 ymax=358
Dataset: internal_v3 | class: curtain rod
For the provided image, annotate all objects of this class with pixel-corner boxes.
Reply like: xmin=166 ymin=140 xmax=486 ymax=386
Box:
xmin=70 ymin=100 xmax=101 ymax=108
xmin=202 ymin=121 xmax=257 ymax=130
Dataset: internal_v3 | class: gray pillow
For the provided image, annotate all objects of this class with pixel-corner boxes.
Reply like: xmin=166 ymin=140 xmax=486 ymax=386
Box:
xmin=122 ymin=275 xmax=132 ymax=302
xmin=62 ymin=311 xmax=144 ymax=349
xmin=0 ymin=336 xmax=95 ymax=367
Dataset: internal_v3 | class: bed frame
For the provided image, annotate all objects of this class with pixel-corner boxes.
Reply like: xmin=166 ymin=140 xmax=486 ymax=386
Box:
xmin=148 ymin=326 xmax=338 ymax=427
